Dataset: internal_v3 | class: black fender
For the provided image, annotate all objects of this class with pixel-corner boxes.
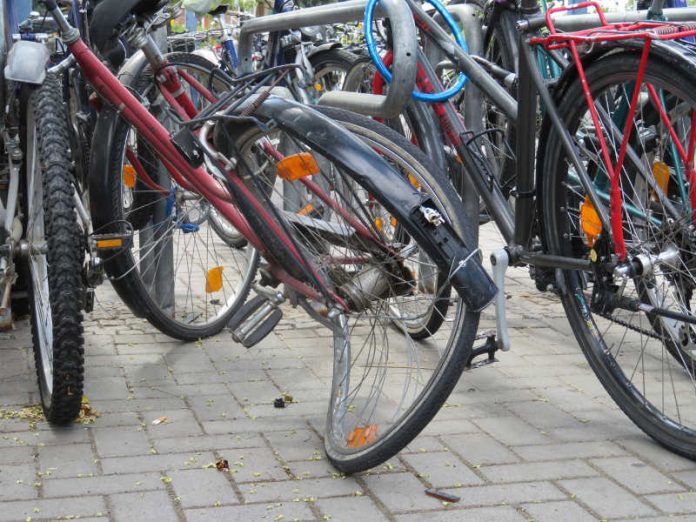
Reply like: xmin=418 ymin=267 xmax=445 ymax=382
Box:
xmin=89 ymin=50 xmax=152 ymax=317
xmin=90 ymin=50 xmax=150 ymax=230
xmin=222 ymin=96 xmax=497 ymax=311
xmin=306 ymin=42 xmax=343 ymax=59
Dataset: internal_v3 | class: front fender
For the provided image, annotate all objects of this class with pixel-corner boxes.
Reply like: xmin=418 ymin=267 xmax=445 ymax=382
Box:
xmin=221 ymin=96 xmax=497 ymax=311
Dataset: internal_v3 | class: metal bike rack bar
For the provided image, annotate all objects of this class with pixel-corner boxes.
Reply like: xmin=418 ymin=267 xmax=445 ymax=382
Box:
xmin=237 ymin=0 xmax=418 ymax=119
xmin=430 ymin=4 xmax=486 ymax=250
xmin=525 ymin=7 xmax=696 ymax=31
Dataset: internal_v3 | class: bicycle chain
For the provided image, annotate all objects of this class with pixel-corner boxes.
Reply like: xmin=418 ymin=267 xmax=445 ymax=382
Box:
xmin=596 ymin=310 xmax=663 ymax=340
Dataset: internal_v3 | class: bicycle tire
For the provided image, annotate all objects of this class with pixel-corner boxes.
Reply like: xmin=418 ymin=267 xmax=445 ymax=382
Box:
xmin=23 ymin=74 xmax=85 ymax=424
xmin=91 ymin=52 xmax=258 ymax=341
xmin=219 ymin=105 xmax=479 ymax=473
xmin=541 ymin=50 xmax=696 ymax=458
xmin=481 ymin=16 xmax=517 ymax=199
xmin=310 ymin=48 xmax=360 ymax=94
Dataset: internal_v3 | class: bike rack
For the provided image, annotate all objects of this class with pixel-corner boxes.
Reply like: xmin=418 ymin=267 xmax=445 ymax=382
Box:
xmin=237 ymin=0 xmax=418 ymax=119
xmin=421 ymin=4 xmax=485 ymax=250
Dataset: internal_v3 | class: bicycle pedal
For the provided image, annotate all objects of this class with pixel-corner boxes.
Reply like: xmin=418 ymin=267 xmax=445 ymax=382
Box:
xmin=91 ymin=232 xmax=133 ymax=252
xmin=228 ymin=295 xmax=283 ymax=348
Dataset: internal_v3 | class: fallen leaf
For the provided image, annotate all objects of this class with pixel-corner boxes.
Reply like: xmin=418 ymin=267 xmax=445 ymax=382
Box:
xmin=151 ymin=416 xmax=167 ymax=425
xmin=77 ymin=396 xmax=100 ymax=425
xmin=215 ymin=459 xmax=229 ymax=471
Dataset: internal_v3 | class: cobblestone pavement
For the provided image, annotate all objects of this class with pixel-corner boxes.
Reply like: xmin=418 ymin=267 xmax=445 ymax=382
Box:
xmin=1 ymin=224 xmax=695 ymax=521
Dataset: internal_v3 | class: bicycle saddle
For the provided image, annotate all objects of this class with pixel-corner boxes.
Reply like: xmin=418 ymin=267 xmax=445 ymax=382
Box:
xmin=89 ymin=0 xmax=167 ymax=56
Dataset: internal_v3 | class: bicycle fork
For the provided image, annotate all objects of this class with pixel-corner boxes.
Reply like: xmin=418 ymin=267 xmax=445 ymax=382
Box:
xmin=0 ymin=131 xmax=22 ymax=328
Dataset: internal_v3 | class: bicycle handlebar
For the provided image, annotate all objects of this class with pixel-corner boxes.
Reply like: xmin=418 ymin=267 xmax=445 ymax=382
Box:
xmin=236 ymin=0 xmax=418 ymax=119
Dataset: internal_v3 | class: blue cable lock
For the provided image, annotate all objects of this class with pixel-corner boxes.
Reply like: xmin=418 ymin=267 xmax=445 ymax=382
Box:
xmin=364 ymin=0 xmax=469 ymax=103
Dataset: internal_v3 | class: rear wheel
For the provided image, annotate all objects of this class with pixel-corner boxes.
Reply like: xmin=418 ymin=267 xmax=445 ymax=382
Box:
xmin=309 ymin=48 xmax=360 ymax=95
xmin=24 ymin=75 xmax=84 ymax=424
xmin=542 ymin=51 xmax=696 ymax=458
xmin=93 ymin=53 xmax=258 ymax=341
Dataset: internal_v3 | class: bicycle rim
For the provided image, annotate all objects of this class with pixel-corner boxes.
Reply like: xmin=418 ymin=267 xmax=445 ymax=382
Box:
xmin=104 ymin=55 xmax=258 ymax=337
xmin=231 ymin=113 xmax=475 ymax=471
xmin=543 ymin=51 xmax=696 ymax=455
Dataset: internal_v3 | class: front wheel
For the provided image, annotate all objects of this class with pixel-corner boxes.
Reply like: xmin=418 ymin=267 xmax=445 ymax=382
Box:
xmin=222 ymin=106 xmax=479 ymax=472
xmin=541 ymin=50 xmax=696 ymax=459
xmin=23 ymin=75 xmax=85 ymax=424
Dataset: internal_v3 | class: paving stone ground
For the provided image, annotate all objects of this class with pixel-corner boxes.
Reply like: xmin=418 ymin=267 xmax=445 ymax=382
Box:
xmin=1 ymin=224 xmax=695 ymax=521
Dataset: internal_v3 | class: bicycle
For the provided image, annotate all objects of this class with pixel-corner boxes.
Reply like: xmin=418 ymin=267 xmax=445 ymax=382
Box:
xmin=40 ymin=0 xmax=496 ymax=472
xmin=0 ymin=0 xmax=106 ymax=423
xmin=355 ymin=0 xmax=696 ymax=461
xmin=203 ymin=0 xmax=361 ymax=100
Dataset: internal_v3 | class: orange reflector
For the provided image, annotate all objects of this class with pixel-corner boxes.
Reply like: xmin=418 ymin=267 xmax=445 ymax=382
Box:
xmin=314 ymin=83 xmax=323 ymax=92
xmin=374 ymin=217 xmax=383 ymax=231
xmin=407 ymin=173 xmax=421 ymax=189
xmin=652 ymin=161 xmax=670 ymax=195
xmin=205 ymin=266 xmax=224 ymax=293
xmin=96 ymin=238 xmax=123 ymax=249
xmin=298 ymin=203 xmax=315 ymax=216
xmin=580 ymin=197 xmax=602 ymax=247
xmin=123 ymin=164 xmax=137 ymax=189
xmin=347 ymin=424 xmax=377 ymax=448
xmin=276 ymin=153 xmax=320 ymax=181
xmin=390 ymin=216 xmax=397 ymax=228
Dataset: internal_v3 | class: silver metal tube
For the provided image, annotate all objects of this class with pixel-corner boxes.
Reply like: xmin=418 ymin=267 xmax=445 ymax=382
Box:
xmin=238 ymin=0 xmax=378 ymax=71
xmin=524 ymin=7 xmax=696 ymax=31
xmin=239 ymin=0 xmax=418 ymax=118
xmin=4 ymin=158 xmax=18 ymax=236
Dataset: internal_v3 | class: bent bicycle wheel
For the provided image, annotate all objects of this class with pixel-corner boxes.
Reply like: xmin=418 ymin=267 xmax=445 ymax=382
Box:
xmin=221 ymin=105 xmax=479 ymax=473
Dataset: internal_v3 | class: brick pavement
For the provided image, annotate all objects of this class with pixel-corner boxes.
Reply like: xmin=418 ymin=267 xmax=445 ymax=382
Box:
xmin=1 ymin=223 xmax=695 ymax=521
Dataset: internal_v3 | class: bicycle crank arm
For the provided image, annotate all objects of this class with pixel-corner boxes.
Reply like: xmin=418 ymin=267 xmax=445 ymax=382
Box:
xmin=490 ymin=248 xmax=511 ymax=351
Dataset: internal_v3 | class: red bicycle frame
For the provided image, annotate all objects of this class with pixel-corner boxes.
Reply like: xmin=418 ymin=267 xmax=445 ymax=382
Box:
xmin=66 ymin=36 xmax=354 ymax=306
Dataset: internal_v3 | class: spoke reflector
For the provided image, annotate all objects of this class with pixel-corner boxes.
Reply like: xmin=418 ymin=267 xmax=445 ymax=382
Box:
xmin=123 ymin=164 xmax=137 ymax=189
xmin=298 ymin=203 xmax=315 ymax=216
xmin=276 ymin=152 xmax=320 ymax=181
xmin=580 ymin=197 xmax=602 ymax=247
xmin=347 ymin=424 xmax=377 ymax=448
xmin=205 ymin=266 xmax=224 ymax=293
xmin=652 ymin=160 xmax=670 ymax=195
